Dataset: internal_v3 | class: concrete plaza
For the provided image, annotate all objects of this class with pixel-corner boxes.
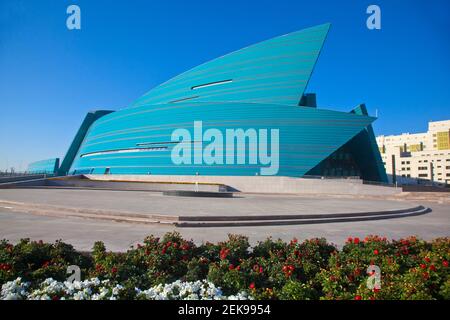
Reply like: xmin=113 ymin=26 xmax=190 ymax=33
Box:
xmin=0 ymin=188 xmax=448 ymax=251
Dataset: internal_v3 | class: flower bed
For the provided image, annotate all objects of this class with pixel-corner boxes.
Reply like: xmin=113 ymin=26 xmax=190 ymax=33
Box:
xmin=1 ymin=277 xmax=250 ymax=300
xmin=1 ymin=233 xmax=449 ymax=300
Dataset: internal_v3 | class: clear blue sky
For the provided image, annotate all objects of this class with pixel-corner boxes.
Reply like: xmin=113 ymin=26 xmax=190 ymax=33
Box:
xmin=0 ymin=0 xmax=449 ymax=171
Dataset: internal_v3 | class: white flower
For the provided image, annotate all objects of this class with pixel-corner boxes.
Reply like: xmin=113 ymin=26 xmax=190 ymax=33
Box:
xmin=1 ymin=278 xmax=30 ymax=300
xmin=1 ymin=277 xmax=252 ymax=300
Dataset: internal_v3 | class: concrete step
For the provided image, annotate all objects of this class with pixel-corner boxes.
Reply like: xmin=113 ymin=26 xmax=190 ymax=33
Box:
xmin=177 ymin=206 xmax=426 ymax=221
xmin=174 ymin=206 xmax=431 ymax=227
xmin=0 ymin=200 xmax=179 ymax=224
xmin=0 ymin=200 xmax=429 ymax=228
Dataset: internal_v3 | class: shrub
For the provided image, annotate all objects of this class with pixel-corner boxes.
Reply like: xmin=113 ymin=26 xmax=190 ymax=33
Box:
xmin=1 ymin=234 xmax=449 ymax=300
xmin=277 ymin=280 xmax=318 ymax=300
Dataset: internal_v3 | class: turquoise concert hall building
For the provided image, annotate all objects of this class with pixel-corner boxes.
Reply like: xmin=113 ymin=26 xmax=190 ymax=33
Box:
xmin=32 ymin=23 xmax=388 ymax=183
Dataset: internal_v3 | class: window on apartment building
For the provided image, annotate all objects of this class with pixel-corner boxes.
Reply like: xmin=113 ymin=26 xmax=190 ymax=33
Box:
xmin=401 ymin=161 xmax=405 ymax=165
xmin=419 ymin=174 xmax=428 ymax=177
xmin=406 ymin=167 xmax=410 ymax=170
xmin=447 ymin=166 xmax=450 ymax=169
xmin=418 ymin=166 xmax=428 ymax=170
xmin=407 ymin=174 xmax=411 ymax=177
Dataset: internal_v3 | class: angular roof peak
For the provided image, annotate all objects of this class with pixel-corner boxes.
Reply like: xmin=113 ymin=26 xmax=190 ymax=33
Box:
xmin=131 ymin=23 xmax=331 ymax=108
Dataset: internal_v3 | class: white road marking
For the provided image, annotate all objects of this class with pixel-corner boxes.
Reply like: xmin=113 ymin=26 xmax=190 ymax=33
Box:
xmin=1 ymin=206 xmax=13 ymax=209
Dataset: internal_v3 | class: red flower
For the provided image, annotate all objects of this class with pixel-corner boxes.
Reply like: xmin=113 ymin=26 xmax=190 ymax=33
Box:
xmin=373 ymin=249 xmax=379 ymax=255
xmin=443 ymin=261 xmax=449 ymax=268
xmin=354 ymin=237 xmax=360 ymax=244
xmin=0 ymin=263 xmax=12 ymax=271
xmin=347 ymin=237 xmax=353 ymax=244
xmin=419 ymin=264 xmax=426 ymax=269
xmin=429 ymin=265 xmax=436 ymax=272
xmin=229 ymin=264 xmax=234 ymax=270
xmin=111 ymin=267 xmax=118 ymax=274
xmin=219 ymin=248 xmax=230 ymax=260
xmin=95 ymin=264 xmax=103 ymax=272
xmin=424 ymin=257 xmax=431 ymax=263
xmin=236 ymin=266 xmax=241 ymax=271
xmin=259 ymin=266 xmax=264 ymax=274
xmin=249 ymin=282 xmax=255 ymax=290
xmin=422 ymin=272 xmax=429 ymax=280
xmin=355 ymin=295 xmax=362 ymax=300
xmin=42 ymin=261 xmax=50 ymax=268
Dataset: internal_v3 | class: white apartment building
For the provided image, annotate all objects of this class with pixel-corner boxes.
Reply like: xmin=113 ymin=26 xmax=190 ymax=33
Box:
xmin=376 ymin=120 xmax=450 ymax=185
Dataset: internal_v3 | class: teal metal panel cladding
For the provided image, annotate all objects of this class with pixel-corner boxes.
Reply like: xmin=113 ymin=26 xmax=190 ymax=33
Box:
xmin=28 ymin=158 xmax=59 ymax=174
xmin=67 ymin=23 xmax=384 ymax=180
xmin=131 ymin=23 xmax=330 ymax=107
xmin=69 ymin=101 xmax=375 ymax=176
xmin=58 ymin=110 xmax=113 ymax=176
xmin=349 ymin=104 xmax=389 ymax=183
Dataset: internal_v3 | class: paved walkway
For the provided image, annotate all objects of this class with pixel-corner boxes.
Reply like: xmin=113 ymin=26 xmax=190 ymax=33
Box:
xmin=0 ymin=189 xmax=448 ymax=251
xmin=0 ymin=188 xmax=414 ymax=217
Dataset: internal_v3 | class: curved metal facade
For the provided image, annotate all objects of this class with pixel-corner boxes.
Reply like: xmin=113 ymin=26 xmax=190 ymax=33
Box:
xmin=28 ymin=158 xmax=59 ymax=174
xmin=65 ymin=23 xmax=387 ymax=181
